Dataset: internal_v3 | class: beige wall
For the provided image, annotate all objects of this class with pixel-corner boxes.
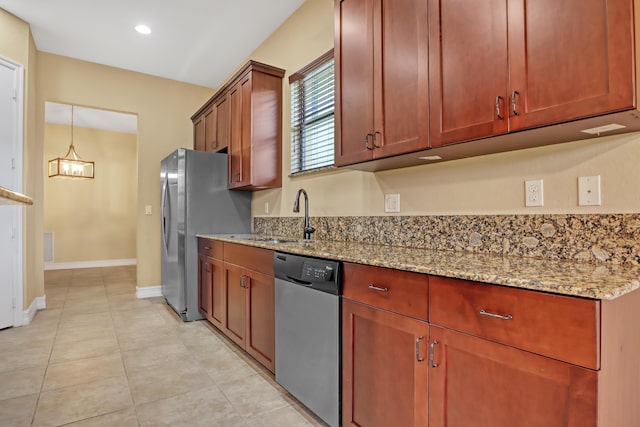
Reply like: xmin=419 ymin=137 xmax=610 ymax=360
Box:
xmin=44 ymin=123 xmax=137 ymax=262
xmin=251 ymin=0 xmax=640 ymax=220
xmin=0 ymin=8 xmax=43 ymax=309
xmin=37 ymin=54 xmax=213 ymax=288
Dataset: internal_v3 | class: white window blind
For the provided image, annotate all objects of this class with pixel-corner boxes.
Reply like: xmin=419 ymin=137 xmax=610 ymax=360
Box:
xmin=290 ymin=50 xmax=335 ymax=174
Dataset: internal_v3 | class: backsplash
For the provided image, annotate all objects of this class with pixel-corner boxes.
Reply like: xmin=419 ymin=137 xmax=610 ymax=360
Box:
xmin=253 ymin=214 xmax=640 ymax=265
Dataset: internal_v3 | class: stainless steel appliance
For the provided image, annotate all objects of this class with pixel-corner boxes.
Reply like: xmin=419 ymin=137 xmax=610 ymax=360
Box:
xmin=160 ymin=148 xmax=250 ymax=321
xmin=274 ymin=252 xmax=341 ymax=427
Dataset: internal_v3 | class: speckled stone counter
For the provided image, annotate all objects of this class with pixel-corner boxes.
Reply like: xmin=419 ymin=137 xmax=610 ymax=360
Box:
xmin=0 ymin=186 xmax=33 ymax=205
xmin=198 ymin=234 xmax=640 ymax=300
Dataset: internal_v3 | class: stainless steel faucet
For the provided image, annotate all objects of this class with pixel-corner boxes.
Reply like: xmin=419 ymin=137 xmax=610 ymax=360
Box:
xmin=293 ymin=188 xmax=315 ymax=240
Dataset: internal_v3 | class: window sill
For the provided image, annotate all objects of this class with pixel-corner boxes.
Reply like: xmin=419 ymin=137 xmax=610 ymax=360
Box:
xmin=288 ymin=165 xmax=338 ymax=178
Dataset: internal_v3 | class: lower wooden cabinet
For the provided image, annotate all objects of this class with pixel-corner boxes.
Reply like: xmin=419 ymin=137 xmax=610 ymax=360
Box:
xmin=428 ymin=325 xmax=597 ymax=427
xmin=342 ymin=298 xmax=429 ymax=427
xmin=197 ymin=239 xmax=275 ymax=373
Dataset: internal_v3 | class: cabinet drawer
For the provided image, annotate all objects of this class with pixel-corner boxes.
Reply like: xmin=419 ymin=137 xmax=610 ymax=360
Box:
xmin=342 ymin=263 xmax=428 ymax=321
xmin=198 ymin=238 xmax=222 ymax=259
xmin=429 ymin=276 xmax=600 ymax=369
xmin=223 ymin=242 xmax=274 ymax=276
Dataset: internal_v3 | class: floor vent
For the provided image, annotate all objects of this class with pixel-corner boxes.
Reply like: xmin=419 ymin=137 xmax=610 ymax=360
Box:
xmin=43 ymin=232 xmax=54 ymax=263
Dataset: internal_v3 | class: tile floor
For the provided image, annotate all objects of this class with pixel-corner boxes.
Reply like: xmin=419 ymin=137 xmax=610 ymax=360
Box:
xmin=0 ymin=266 xmax=326 ymax=426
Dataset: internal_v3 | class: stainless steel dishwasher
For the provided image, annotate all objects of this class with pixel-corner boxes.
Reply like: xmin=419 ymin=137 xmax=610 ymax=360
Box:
xmin=274 ymin=252 xmax=341 ymax=427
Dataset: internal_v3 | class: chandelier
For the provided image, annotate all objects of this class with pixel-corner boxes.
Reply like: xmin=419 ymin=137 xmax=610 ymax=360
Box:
xmin=48 ymin=105 xmax=95 ymax=179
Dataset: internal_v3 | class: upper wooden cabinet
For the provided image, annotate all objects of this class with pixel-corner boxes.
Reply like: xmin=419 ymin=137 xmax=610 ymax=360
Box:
xmin=191 ymin=61 xmax=284 ymax=190
xmin=334 ymin=0 xmax=429 ymax=166
xmin=429 ymin=0 xmax=635 ymax=147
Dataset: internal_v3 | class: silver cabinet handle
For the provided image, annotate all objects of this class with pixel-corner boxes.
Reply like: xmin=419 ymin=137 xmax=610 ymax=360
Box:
xmin=495 ymin=95 xmax=504 ymax=120
xmin=373 ymin=131 xmax=382 ymax=148
xmin=416 ymin=336 xmax=424 ymax=362
xmin=368 ymin=284 xmax=389 ymax=292
xmin=204 ymin=246 xmax=211 ymax=250
xmin=511 ymin=90 xmax=520 ymax=116
xmin=364 ymin=133 xmax=374 ymax=150
xmin=429 ymin=340 xmax=438 ymax=368
xmin=479 ymin=309 xmax=513 ymax=321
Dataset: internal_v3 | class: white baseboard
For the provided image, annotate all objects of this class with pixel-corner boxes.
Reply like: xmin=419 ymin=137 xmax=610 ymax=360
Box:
xmin=22 ymin=295 xmax=46 ymax=325
xmin=44 ymin=258 xmax=137 ymax=271
xmin=136 ymin=285 xmax=162 ymax=299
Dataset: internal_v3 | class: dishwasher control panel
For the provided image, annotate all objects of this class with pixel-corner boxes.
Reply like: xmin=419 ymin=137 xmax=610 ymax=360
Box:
xmin=301 ymin=261 xmax=334 ymax=282
xmin=274 ymin=252 xmax=341 ymax=295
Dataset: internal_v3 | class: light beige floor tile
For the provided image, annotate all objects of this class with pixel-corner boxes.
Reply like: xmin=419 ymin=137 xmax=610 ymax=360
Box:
xmin=54 ymin=323 xmax=116 ymax=345
xmin=116 ymin=325 xmax=181 ymax=352
xmin=62 ymin=407 xmax=139 ymax=427
xmin=43 ymin=353 xmax=125 ymax=391
xmin=30 ymin=307 xmax=63 ymax=326
xmin=105 ymin=284 xmax=136 ymax=297
xmin=0 ymin=366 xmax=45 ymax=401
xmin=50 ymin=333 xmax=119 ymax=364
xmin=66 ymin=289 xmax=108 ymax=302
xmin=108 ymin=294 xmax=153 ymax=312
xmin=122 ymin=342 xmax=192 ymax=373
xmin=245 ymin=404 xmax=327 ymax=427
xmin=61 ymin=299 xmax=111 ymax=315
xmin=137 ymin=386 xmax=247 ymax=427
xmin=203 ymin=348 xmax=259 ymax=384
xmin=0 ymin=327 xmax=56 ymax=353
xmin=218 ymin=373 xmax=290 ymax=418
xmin=0 ymin=347 xmax=50 ymax=374
xmin=127 ymin=358 xmax=214 ymax=405
xmin=0 ymin=393 xmax=38 ymax=427
xmin=182 ymin=333 xmax=234 ymax=360
xmin=58 ymin=311 xmax=113 ymax=329
xmin=33 ymin=376 xmax=133 ymax=427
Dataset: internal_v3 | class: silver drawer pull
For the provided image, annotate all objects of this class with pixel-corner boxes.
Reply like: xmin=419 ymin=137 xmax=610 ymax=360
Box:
xmin=429 ymin=340 xmax=438 ymax=368
xmin=416 ymin=336 xmax=424 ymax=362
xmin=368 ymin=284 xmax=389 ymax=292
xmin=479 ymin=309 xmax=513 ymax=321
xmin=204 ymin=246 xmax=211 ymax=250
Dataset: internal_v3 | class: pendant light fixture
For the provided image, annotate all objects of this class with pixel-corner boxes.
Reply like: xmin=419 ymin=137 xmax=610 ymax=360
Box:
xmin=48 ymin=105 xmax=95 ymax=179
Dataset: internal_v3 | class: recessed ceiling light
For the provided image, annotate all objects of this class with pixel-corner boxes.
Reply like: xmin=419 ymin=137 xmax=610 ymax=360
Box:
xmin=135 ymin=24 xmax=152 ymax=35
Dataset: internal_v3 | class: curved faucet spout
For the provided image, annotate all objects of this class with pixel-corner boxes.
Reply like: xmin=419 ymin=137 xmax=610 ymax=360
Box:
xmin=293 ymin=189 xmax=315 ymax=240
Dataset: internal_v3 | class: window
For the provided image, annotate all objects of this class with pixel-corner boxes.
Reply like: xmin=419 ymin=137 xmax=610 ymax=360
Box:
xmin=290 ymin=50 xmax=335 ymax=174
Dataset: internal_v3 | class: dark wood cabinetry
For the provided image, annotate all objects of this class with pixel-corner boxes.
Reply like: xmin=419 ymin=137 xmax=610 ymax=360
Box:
xmin=334 ymin=0 xmax=429 ymax=166
xmin=197 ymin=239 xmax=275 ymax=373
xmin=192 ymin=61 xmax=284 ymax=190
xmin=429 ymin=0 xmax=635 ymax=147
xmin=341 ymin=263 xmax=429 ymax=426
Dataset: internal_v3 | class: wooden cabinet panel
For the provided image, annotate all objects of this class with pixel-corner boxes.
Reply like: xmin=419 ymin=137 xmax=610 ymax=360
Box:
xmin=198 ymin=238 xmax=222 ymax=259
xmin=342 ymin=298 xmax=428 ymax=427
xmin=198 ymin=254 xmax=211 ymax=319
xmin=245 ymin=269 xmax=275 ymax=372
xmin=209 ymin=257 xmax=225 ymax=330
xmin=214 ymin=95 xmax=229 ymax=152
xmin=342 ymin=262 xmax=428 ymax=320
xmin=429 ymin=0 xmax=508 ymax=146
xmin=228 ymin=81 xmax=243 ymax=187
xmin=193 ymin=115 xmax=206 ymax=151
xmin=507 ymin=0 xmax=634 ymax=131
xmin=429 ymin=325 xmax=597 ymax=427
xmin=223 ymin=242 xmax=273 ymax=276
xmin=203 ymin=107 xmax=216 ymax=152
xmin=224 ymin=262 xmax=246 ymax=347
xmin=335 ymin=0 xmax=428 ymax=166
xmin=429 ymin=276 xmax=600 ymax=369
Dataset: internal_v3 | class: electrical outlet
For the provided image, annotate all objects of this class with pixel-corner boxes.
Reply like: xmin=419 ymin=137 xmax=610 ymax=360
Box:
xmin=384 ymin=194 xmax=400 ymax=213
xmin=264 ymin=202 xmax=269 ymax=214
xmin=578 ymin=176 xmax=601 ymax=206
xmin=145 ymin=205 xmax=153 ymax=215
xmin=525 ymin=179 xmax=544 ymax=207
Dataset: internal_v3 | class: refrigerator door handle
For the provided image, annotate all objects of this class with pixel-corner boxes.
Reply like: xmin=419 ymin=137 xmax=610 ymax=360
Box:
xmin=161 ymin=176 xmax=170 ymax=254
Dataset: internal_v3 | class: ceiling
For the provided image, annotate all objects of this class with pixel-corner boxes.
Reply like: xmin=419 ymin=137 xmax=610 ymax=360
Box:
xmin=0 ymin=0 xmax=305 ymax=88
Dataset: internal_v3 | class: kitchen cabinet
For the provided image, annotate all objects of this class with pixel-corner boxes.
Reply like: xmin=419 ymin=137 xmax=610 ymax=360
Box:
xmin=341 ymin=262 xmax=429 ymax=426
xmin=197 ymin=239 xmax=224 ymax=328
xmin=429 ymin=0 xmax=635 ymax=147
xmin=334 ymin=0 xmax=429 ymax=166
xmin=191 ymin=61 xmax=283 ymax=190
xmin=222 ymin=242 xmax=275 ymax=372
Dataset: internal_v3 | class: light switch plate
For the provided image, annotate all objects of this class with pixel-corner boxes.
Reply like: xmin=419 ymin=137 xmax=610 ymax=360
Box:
xmin=145 ymin=205 xmax=153 ymax=215
xmin=578 ymin=176 xmax=601 ymax=206
xmin=384 ymin=194 xmax=400 ymax=213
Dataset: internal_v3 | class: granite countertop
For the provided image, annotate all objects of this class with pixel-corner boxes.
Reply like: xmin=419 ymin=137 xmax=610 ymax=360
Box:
xmin=198 ymin=233 xmax=640 ymax=300
xmin=0 ymin=186 xmax=33 ymax=205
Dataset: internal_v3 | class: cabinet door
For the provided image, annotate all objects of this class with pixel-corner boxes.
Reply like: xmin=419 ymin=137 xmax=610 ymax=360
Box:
xmin=223 ymin=263 xmax=246 ymax=347
xmin=373 ymin=0 xmax=429 ymax=158
xmin=334 ymin=0 xmax=375 ymax=166
xmin=228 ymin=75 xmax=253 ymax=188
xmin=193 ymin=115 xmax=206 ymax=151
xmin=214 ymin=95 xmax=229 ymax=152
xmin=429 ymin=0 xmax=509 ymax=147
xmin=204 ymin=107 xmax=216 ymax=152
xmin=198 ymin=255 xmax=211 ymax=319
xmin=429 ymin=326 xmax=597 ymax=427
xmin=209 ymin=257 xmax=225 ymax=330
xmin=342 ymin=298 xmax=428 ymax=427
xmin=508 ymin=0 xmax=634 ymax=131
xmin=245 ymin=269 xmax=275 ymax=373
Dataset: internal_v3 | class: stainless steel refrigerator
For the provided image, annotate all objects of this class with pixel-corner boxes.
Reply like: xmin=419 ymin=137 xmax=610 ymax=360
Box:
xmin=160 ymin=148 xmax=251 ymax=321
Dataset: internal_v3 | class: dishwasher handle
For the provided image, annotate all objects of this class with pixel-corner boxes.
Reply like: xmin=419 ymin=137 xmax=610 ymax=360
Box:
xmin=286 ymin=276 xmax=313 ymax=287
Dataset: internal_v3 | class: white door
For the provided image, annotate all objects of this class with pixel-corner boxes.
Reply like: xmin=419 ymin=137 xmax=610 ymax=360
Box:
xmin=0 ymin=56 xmax=24 ymax=329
